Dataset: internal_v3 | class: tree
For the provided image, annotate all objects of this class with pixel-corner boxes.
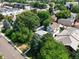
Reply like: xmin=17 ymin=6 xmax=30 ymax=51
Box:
xmin=43 ymin=19 xmax=51 ymax=29
xmin=75 ymin=13 xmax=79 ymax=22
xmin=4 ymin=11 xmax=39 ymax=43
xmin=49 ymin=7 xmax=53 ymax=15
xmin=37 ymin=35 xmax=70 ymax=59
xmin=30 ymin=34 xmax=41 ymax=56
xmin=10 ymin=27 xmax=33 ymax=43
xmin=56 ymin=4 xmax=67 ymax=10
xmin=5 ymin=16 xmax=13 ymax=25
xmin=74 ymin=49 xmax=79 ymax=59
xmin=29 ymin=34 xmax=53 ymax=58
xmin=5 ymin=29 xmax=13 ymax=38
xmin=49 ymin=3 xmax=54 ymax=15
xmin=51 ymin=0 xmax=66 ymax=5
xmin=30 ymin=2 xmax=47 ymax=9
xmin=0 ymin=14 xmax=4 ymax=21
xmin=37 ymin=11 xmax=51 ymax=29
xmin=71 ymin=5 xmax=79 ymax=13
xmin=15 ymin=11 xmax=40 ymax=31
xmin=56 ymin=10 xmax=71 ymax=19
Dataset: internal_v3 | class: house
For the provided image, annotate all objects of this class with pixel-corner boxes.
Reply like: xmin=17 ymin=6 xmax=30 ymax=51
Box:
xmin=58 ymin=18 xmax=75 ymax=26
xmin=47 ymin=22 xmax=65 ymax=37
xmin=47 ymin=22 xmax=60 ymax=33
xmin=57 ymin=13 xmax=77 ymax=27
xmin=55 ymin=27 xmax=79 ymax=51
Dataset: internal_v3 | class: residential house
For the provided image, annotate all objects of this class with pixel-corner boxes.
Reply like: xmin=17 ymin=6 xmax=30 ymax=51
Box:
xmin=57 ymin=13 xmax=77 ymax=27
xmin=55 ymin=27 xmax=79 ymax=51
xmin=47 ymin=22 xmax=65 ymax=37
xmin=58 ymin=18 xmax=75 ymax=26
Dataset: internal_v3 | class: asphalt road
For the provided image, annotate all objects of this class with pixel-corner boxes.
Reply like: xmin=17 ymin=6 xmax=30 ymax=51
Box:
xmin=0 ymin=35 xmax=24 ymax=59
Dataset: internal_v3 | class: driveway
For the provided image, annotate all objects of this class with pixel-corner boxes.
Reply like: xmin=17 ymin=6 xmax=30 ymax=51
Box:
xmin=0 ymin=34 xmax=24 ymax=59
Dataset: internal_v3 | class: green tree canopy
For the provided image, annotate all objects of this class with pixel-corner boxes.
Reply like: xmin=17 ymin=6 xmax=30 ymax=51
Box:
xmin=38 ymin=35 xmax=70 ymax=59
xmin=54 ymin=4 xmax=67 ymax=10
xmin=3 ymin=11 xmax=41 ymax=43
xmin=0 ymin=14 xmax=4 ymax=21
xmin=74 ymin=49 xmax=79 ymax=59
xmin=56 ymin=10 xmax=71 ymax=19
xmin=71 ymin=5 xmax=79 ymax=13
xmin=37 ymin=11 xmax=51 ymax=29
xmin=30 ymin=2 xmax=47 ymax=9
xmin=14 ymin=11 xmax=40 ymax=31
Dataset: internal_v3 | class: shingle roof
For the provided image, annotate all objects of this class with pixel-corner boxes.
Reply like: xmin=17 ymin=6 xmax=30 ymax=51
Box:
xmin=55 ymin=27 xmax=79 ymax=50
xmin=58 ymin=18 xmax=75 ymax=26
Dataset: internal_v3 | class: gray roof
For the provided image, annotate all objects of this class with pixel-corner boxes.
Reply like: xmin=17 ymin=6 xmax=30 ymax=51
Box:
xmin=58 ymin=18 xmax=75 ymax=26
xmin=57 ymin=36 xmax=71 ymax=44
xmin=58 ymin=13 xmax=77 ymax=26
xmin=55 ymin=27 xmax=79 ymax=50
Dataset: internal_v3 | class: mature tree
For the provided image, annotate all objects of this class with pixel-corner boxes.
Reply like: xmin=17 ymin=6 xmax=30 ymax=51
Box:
xmin=51 ymin=0 xmax=66 ymax=4
xmin=37 ymin=34 xmax=70 ymax=59
xmin=29 ymin=33 xmax=70 ymax=59
xmin=49 ymin=3 xmax=54 ymax=15
xmin=49 ymin=7 xmax=53 ymax=15
xmin=56 ymin=10 xmax=71 ymax=19
xmin=71 ymin=5 xmax=79 ymax=13
xmin=37 ymin=11 xmax=51 ymax=29
xmin=55 ymin=4 xmax=67 ymax=10
xmin=5 ymin=29 xmax=13 ymax=37
xmin=14 ymin=11 xmax=40 ymax=31
xmin=11 ymin=27 xmax=33 ymax=43
xmin=30 ymin=2 xmax=47 ymax=9
xmin=0 ymin=14 xmax=4 ymax=21
xmin=74 ymin=49 xmax=79 ymax=59
xmin=5 ymin=16 xmax=13 ymax=25
xmin=4 ymin=11 xmax=40 ymax=43
xmin=30 ymin=34 xmax=41 ymax=56
xmin=29 ymin=33 xmax=53 ymax=58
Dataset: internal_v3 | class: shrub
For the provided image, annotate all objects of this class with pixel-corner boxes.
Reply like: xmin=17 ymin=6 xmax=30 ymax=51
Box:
xmin=0 ymin=14 xmax=4 ymax=21
xmin=54 ymin=4 xmax=67 ymax=10
xmin=56 ymin=10 xmax=71 ymax=19
xmin=30 ymin=2 xmax=47 ymax=9
xmin=71 ymin=5 xmax=79 ymax=13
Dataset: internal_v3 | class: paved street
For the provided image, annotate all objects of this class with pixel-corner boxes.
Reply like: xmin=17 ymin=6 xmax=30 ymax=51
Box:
xmin=0 ymin=34 xmax=24 ymax=59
